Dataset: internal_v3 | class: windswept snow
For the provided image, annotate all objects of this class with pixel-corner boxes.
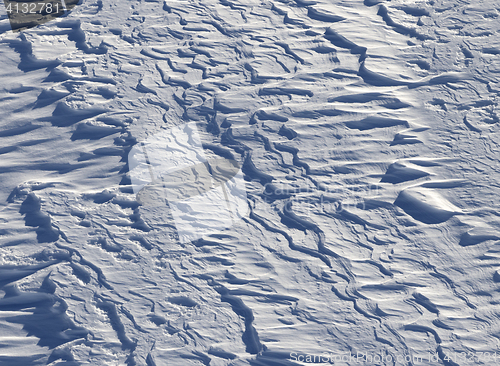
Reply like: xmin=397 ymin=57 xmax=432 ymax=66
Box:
xmin=0 ymin=0 xmax=499 ymax=364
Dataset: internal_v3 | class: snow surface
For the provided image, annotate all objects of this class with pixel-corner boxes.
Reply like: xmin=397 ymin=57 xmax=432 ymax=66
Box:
xmin=0 ymin=0 xmax=499 ymax=364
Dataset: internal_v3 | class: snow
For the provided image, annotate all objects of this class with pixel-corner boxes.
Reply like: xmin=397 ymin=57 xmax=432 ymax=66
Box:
xmin=0 ymin=0 xmax=499 ymax=364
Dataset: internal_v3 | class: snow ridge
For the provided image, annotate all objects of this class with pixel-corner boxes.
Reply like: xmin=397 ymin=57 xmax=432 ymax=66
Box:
xmin=0 ymin=0 xmax=499 ymax=364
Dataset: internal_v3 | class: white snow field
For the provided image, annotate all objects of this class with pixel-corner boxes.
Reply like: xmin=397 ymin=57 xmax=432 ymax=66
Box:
xmin=0 ymin=0 xmax=499 ymax=364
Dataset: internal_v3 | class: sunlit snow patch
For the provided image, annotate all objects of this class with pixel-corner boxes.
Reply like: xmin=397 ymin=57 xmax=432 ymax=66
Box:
xmin=395 ymin=187 xmax=462 ymax=224
xmin=128 ymin=123 xmax=248 ymax=243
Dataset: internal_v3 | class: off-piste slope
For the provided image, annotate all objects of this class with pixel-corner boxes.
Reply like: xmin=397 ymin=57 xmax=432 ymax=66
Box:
xmin=0 ymin=0 xmax=499 ymax=364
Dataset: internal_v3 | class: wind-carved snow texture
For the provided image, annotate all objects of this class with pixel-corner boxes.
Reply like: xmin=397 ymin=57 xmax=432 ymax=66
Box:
xmin=0 ymin=0 xmax=499 ymax=364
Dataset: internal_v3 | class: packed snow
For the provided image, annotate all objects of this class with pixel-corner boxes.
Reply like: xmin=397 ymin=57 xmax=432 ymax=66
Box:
xmin=0 ymin=0 xmax=499 ymax=364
